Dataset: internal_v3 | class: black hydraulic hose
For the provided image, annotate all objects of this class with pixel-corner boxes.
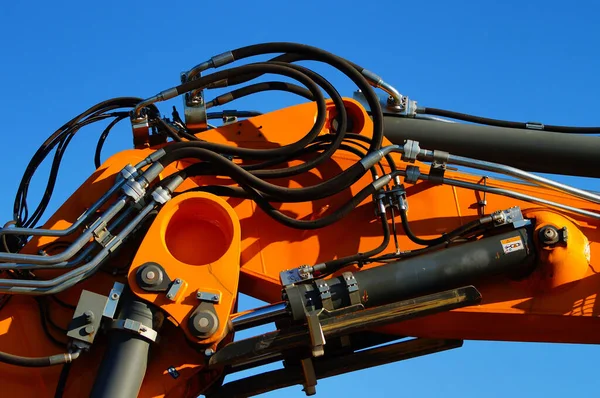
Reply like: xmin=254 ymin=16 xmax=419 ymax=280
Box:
xmin=182 ymin=43 xmax=382 ymax=152
xmin=419 ymin=107 xmax=600 ymax=134
xmin=206 ymin=111 xmax=262 ymax=119
xmin=177 ymin=141 xmax=381 ymax=201
xmin=20 ymin=127 xmax=77 ymax=226
xmin=399 ymin=209 xmax=493 ymax=246
xmin=269 ymin=140 xmax=381 ymax=181
xmin=238 ymin=180 xmax=382 ymax=230
xmin=14 ymin=97 xmax=156 ymax=227
xmin=26 ymin=111 xmax=123 ymax=228
xmin=154 ymin=117 xmax=187 ymax=142
xmin=307 ymin=139 xmax=381 ymax=178
xmin=207 ymin=81 xmax=314 ymax=108
xmin=25 ymin=134 xmax=75 ymax=229
xmin=317 ymin=213 xmax=391 ymax=273
xmin=54 ymin=361 xmax=72 ymax=398
xmin=224 ymin=52 xmax=364 ymax=87
xmin=54 ymin=347 xmax=80 ymax=398
xmin=242 ymin=61 xmax=348 ymax=178
xmin=51 ymin=295 xmax=76 ymax=310
xmin=310 ymin=134 xmax=394 ymax=175
xmin=94 ymin=113 xmax=130 ymax=168
xmin=171 ymin=62 xmax=328 ymax=160
xmin=171 ymin=145 xmax=387 ymax=230
xmin=156 ymin=107 xmax=203 ymax=142
xmin=0 ymin=348 xmax=80 ymax=367
xmin=220 ymin=42 xmax=383 ymax=152
xmin=311 ymin=141 xmax=380 ymax=178
xmin=35 ymin=297 xmax=67 ymax=349
xmin=344 ymin=133 xmax=397 ymax=172
xmin=164 ymin=147 xmax=367 ymax=202
xmin=243 ymin=140 xmax=363 ymax=176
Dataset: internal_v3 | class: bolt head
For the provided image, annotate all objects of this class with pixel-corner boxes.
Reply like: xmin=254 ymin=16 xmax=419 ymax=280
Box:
xmin=145 ymin=270 xmax=156 ymax=280
xmin=84 ymin=325 xmax=95 ymax=335
xmin=540 ymin=226 xmax=560 ymax=246
xmin=84 ymin=310 xmax=95 ymax=323
xmin=189 ymin=311 xmax=218 ymax=338
xmin=111 ymin=293 xmax=120 ymax=300
xmin=205 ymin=348 xmax=215 ymax=357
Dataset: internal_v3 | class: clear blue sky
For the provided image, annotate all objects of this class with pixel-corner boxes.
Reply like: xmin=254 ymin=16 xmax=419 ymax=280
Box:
xmin=1 ymin=1 xmax=599 ymax=397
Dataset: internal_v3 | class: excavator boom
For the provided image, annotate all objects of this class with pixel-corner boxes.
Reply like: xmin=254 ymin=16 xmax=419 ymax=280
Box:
xmin=0 ymin=42 xmax=598 ymax=397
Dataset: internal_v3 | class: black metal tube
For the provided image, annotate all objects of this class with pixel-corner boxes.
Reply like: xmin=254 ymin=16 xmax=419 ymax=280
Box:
xmin=231 ymin=302 xmax=289 ymax=331
xmin=209 ymin=338 xmax=462 ymax=398
xmin=289 ymin=228 xmax=534 ymax=317
xmin=90 ymin=297 xmax=156 ymax=398
xmin=383 ymin=116 xmax=600 ymax=178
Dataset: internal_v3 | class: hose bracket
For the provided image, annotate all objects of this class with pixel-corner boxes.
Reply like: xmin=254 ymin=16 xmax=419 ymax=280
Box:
xmin=280 ymin=265 xmax=314 ymax=286
xmin=428 ymin=150 xmax=449 ymax=185
xmin=305 ymin=309 xmax=326 ymax=358
xmin=130 ymin=115 xmax=151 ymax=149
xmin=405 ymin=165 xmax=421 ymax=184
xmin=180 ymin=72 xmax=208 ymax=132
xmin=402 ymin=140 xmax=421 ymax=163
xmin=111 ymin=318 xmax=159 ymax=343
xmin=342 ymin=272 xmax=361 ymax=306
xmin=316 ymin=280 xmax=333 ymax=311
xmin=67 ymin=289 xmax=111 ymax=345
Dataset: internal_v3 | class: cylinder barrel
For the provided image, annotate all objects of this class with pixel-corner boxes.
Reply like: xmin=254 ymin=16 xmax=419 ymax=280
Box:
xmin=286 ymin=228 xmax=535 ymax=318
xmin=90 ymin=297 xmax=156 ymax=398
xmin=383 ymin=116 xmax=600 ymax=178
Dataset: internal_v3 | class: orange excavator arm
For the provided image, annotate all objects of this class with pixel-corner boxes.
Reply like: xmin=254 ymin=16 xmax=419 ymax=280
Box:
xmin=0 ymin=42 xmax=598 ymax=398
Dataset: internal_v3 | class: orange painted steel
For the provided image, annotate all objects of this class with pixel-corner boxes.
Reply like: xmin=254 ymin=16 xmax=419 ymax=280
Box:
xmin=127 ymin=191 xmax=241 ymax=346
xmin=0 ymin=98 xmax=598 ymax=397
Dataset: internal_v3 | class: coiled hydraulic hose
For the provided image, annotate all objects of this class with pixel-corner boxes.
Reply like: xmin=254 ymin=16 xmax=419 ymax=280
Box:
xmin=156 ymin=146 xmax=369 ymax=202
xmin=220 ymin=52 xmax=364 ymax=88
xmin=197 ymin=42 xmax=384 ymax=152
xmin=177 ymin=140 xmax=384 ymax=200
xmin=239 ymin=62 xmax=348 ymax=178
xmin=169 ymin=63 xmax=328 ymax=159
xmin=237 ymin=177 xmax=390 ymax=230
xmin=15 ymin=97 xmax=157 ymax=229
